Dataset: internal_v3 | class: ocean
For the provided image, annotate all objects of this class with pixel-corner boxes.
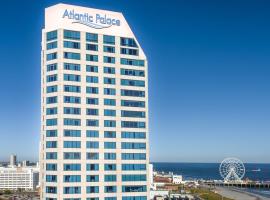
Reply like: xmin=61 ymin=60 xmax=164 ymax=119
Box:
xmin=152 ymin=162 xmax=270 ymax=181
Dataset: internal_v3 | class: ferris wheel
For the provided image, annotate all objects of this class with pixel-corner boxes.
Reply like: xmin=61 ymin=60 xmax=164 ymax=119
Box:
xmin=219 ymin=157 xmax=245 ymax=182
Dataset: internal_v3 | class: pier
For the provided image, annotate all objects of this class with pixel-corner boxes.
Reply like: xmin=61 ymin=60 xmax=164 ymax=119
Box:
xmin=204 ymin=181 xmax=270 ymax=189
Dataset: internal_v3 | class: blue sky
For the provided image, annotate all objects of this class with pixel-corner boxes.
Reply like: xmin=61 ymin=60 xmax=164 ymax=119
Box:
xmin=0 ymin=0 xmax=269 ymax=163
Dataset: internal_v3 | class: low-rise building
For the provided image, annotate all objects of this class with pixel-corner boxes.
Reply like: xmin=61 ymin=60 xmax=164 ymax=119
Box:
xmin=0 ymin=166 xmax=39 ymax=191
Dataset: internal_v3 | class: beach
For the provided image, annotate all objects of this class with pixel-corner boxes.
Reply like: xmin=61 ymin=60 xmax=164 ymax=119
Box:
xmin=215 ymin=187 xmax=270 ymax=200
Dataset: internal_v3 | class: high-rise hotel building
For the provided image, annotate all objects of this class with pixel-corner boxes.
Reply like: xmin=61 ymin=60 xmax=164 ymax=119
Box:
xmin=40 ymin=3 xmax=149 ymax=200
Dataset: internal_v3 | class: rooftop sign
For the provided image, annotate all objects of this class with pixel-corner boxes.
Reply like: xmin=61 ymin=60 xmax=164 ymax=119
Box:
xmin=63 ymin=9 xmax=121 ymax=29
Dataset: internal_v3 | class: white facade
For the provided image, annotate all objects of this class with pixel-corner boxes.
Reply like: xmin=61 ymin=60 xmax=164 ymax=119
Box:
xmin=10 ymin=154 xmax=17 ymax=166
xmin=0 ymin=166 xmax=39 ymax=191
xmin=40 ymin=3 xmax=149 ymax=200
xmin=172 ymin=175 xmax=183 ymax=184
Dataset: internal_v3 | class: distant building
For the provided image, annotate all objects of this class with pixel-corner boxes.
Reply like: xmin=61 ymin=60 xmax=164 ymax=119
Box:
xmin=0 ymin=166 xmax=39 ymax=191
xmin=9 ymin=154 xmax=17 ymax=166
xmin=22 ymin=160 xmax=30 ymax=167
xmin=172 ymin=174 xmax=183 ymax=184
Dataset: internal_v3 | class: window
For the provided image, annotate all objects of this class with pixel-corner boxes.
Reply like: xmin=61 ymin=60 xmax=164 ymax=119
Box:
xmin=64 ymin=96 xmax=81 ymax=104
xmin=46 ymin=152 xmax=57 ymax=160
xmin=121 ymin=111 xmax=145 ymax=118
xmin=104 ymin=46 xmax=115 ymax=53
xmin=121 ymin=100 xmax=145 ymax=108
xmin=122 ymin=197 xmax=147 ymax=200
xmin=86 ymin=54 xmax=98 ymax=62
xmin=104 ymin=109 xmax=116 ymax=117
xmin=46 ymin=119 xmax=57 ymax=126
xmin=121 ymin=79 xmax=145 ymax=87
xmin=103 ymin=35 xmax=115 ymax=44
xmin=121 ymin=89 xmax=145 ymax=97
xmin=104 ymin=164 xmax=116 ymax=171
xmin=64 ymin=52 xmax=80 ymax=60
xmin=86 ymin=130 xmax=99 ymax=138
xmin=64 ymin=107 xmax=81 ymax=115
xmin=121 ymin=48 xmax=138 ymax=56
xmin=47 ymin=30 xmax=57 ymax=41
xmin=86 ymin=164 xmax=99 ymax=171
xmin=104 ymin=120 xmax=116 ymax=127
xmin=47 ymin=85 xmax=57 ymax=93
xmin=64 ymin=118 xmax=81 ymax=126
xmin=86 ymin=87 xmax=98 ymax=94
xmin=86 ymin=32 xmax=98 ymax=42
xmin=47 ymin=74 xmax=57 ymax=82
xmin=104 ymin=186 xmax=117 ymax=193
xmin=104 ymin=175 xmax=117 ymax=182
xmin=64 ymin=74 xmax=81 ymax=82
xmin=46 ymin=130 xmax=57 ymax=137
xmin=64 ymin=41 xmax=80 ymax=49
xmin=47 ymin=63 xmax=57 ymax=72
xmin=46 ymin=107 xmax=57 ymax=115
xmin=64 ymin=141 xmax=81 ymax=148
xmin=46 ymin=186 xmax=57 ymax=194
xmin=104 ymin=153 xmax=116 ymax=160
xmin=64 ymin=164 xmax=81 ymax=171
xmin=64 ymin=63 xmax=80 ymax=71
xmin=47 ymin=41 xmax=57 ymax=50
xmin=64 ymin=30 xmax=80 ymax=40
xmin=47 ymin=52 xmax=57 ymax=61
xmin=86 ymin=76 xmax=98 ymax=83
xmin=86 ymin=175 xmax=99 ymax=182
xmin=64 ymin=187 xmax=81 ymax=194
xmin=122 ymin=164 xmax=146 ymax=171
xmin=64 ymin=152 xmax=81 ymax=159
xmin=122 ymin=153 xmax=146 ymax=160
xmin=104 ymin=67 xmax=115 ymax=74
xmin=86 ymin=152 xmax=99 ymax=160
xmin=121 ymin=121 xmax=146 ymax=128
xmin=86 ymin=186 xmax=99 ymax=193
xmin=122 ymin=185 xmax=146 ymax=193
xmin=86 ymin=98 xmax=98 ymax=105
xmin=104 ymin=88 xmax=116 ymax=95
xmin=105 ymin=198 xmax=116 ymax=200
xmin=46 ymin=96 xmax=57 ymax=104
xmin=122 ymin=175 xmax=146 ymax=182
xmin=86 ymin=43 xmax=98 ymax=51
xmin=121 ymin=58 xmax=144 ymax=67
xmin=104 ymin=56 xmax=115 ymax=64
xmin=120 ymin=37 xmax=138 ymax=47
xmin=46 ymin=141 xmax=57 ymax=148
xmin=104 ymin=142 xmax=116 ymax=149
xmin=86 ymin=141 xmax=99 ymax=149
xmin=121 ymin=132 xmax=146 ymax=139
xmin=104 ymin=131 xmax=116 ymax=138
xmin=64 ymin=175 xmax=81 ymax=182
xmin=86 ymin=108 xmax=99 ymax=116
xmin=122 ymin=142 xmax=146 ymax=149
xmin=121 ymin=69 xmax=145 ymax=77
xmin=86 ymin=119 xmax=99 ymax=127
xmin=86 ymin=65 xmax=98 ymax=72
xmin=104 ymin=99 xmax=116 ymax=106
xmin=46 ymin=163 xmax=57 ymax=171
xmin=64 ymin=85 xmax=80 ymax=93
xmin=104 ymin=77 xmax=115 ymax=85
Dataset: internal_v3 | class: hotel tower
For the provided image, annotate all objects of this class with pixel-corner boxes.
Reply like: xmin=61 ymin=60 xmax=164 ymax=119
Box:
xmin=40 ymin=3 xmax=149 ymax=200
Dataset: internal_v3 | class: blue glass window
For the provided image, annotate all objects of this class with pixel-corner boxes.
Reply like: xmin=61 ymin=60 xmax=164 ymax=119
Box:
xmin=121 ymin=69 xmax=145 ymax=77
xmin=64 ymin=74 xmax=81 ymax=82
xmin=121 ymin=153 xmax=146 ymax=160
xmin=104 ymin=153 xmax=116 ymax=160
xmin=104 ymin=77 xmax=115 ymax=85
xmin=64 ymin=164 xmax=81 ymax=171
xmin=121 ymin=100 xmax=145 ymax=108
xmin=63 ymin=187 xmax=81 ymax=194
xmin=104 ymin=131 xmax=116 ymax=138
xmin=46 ymin=119 xmax=57 ymax=126
xmin=64 ymin=107 xmax=81 ymax=115
xmin=47 ymin=41 xmax=57 ymax=50
xmin=64 ymin=118 xmax=81 ymax=126
xmin=64 ymin=30 xmax=80 ymax=40
xmin=86 ymin=87 xmax=98 ymax=94
xmin=64 ymin=129 xmax=82 ymax=137
xmin=47 ymin=52 xmax=57 ymax=61
xmin=121 ymin=142 xmax=146 ymax=149
xmin=121 ymin=58 xmax=144 ymax=67
xmin=103 ymin=35 xmax=115 ymax=45
xmin=120 ymin=37 xmax=138 ymax=47
xmin=86 ymin=175 xmax=99 ymax=182
xmin=104 ymin=109 xmax=116 ymax=116
xmin=47 ymin=74 xmax=57 ymax=82
xmin=104 ymin=186 xmax=117 ymax=193
xmin=86 ymin=54 xmax=98 ymax=62
xmin=86 ymin=108 xmax=99 ymax=116
xmin=122 ymin=175 xmax=146 ymax=182
xmin=64 ymin=52 xmax=80 ymax=60
xmin=86 ymin=32 xmax=98 ymax=42
xmin=121 ymin=48 xmax=138 ymax=56
xmin=64 ymin=85 xmax=81 ymax=93
xmin=121 ymin=89 xmax=145 ymax=97
xmin=86 ymin=186 xmax=99 ymax=193
xmin=47 ymin=30 xmax=57 ymax=41
xmin=121 ymin=132 xmax=146 ymax=139
xmin=46 ymin=163 xmax=57 ymax=171
xmin=104 ymin=142 xmax=116 ymax=149
xmin=104 ymin=175 xmax=117 ymax=182
xmin=86 ymin=119 xmax=99 ymax=127
xmin=103 ymin=56 xmax=115 ymax=64
xmin=64 ymin=141 xmax=81 ymax=148
xmin=122 ymin=164 xmax=146 ymax=171
xmin=46 ymin=186 xmax=57 ymax=194
xmin=86 ymin=43 xmax=98 ymax=51
xmin=86 ymin=141 xmax=99 ymax=149
xmin=64 ymin=175 xmax=81 ymax=182
xmin=121 ymin=121 xmax=146 ymax=128
xmin=104 ymin=88 xmax=116 ymax=95
xmin=46 ymin=130 xmax=57 ymax=137
xmin=103 ymin=46 xmax=115 ymax=53
xmin=86 ymin=76 xmax=98 ymax=83
xmin=46 ymin=141 xmax=57 ymax=148
xmin=86 ymin=65 xmax=98 ymax=72
xmin=46 ymin=96 xmax=57 ymax=104
xmin=64 ymin=41 xmax=80 ymax=49
xmin=86 ymin=98 xmax=98 ymax=105
xmin=47 ymin=63 xmax=57 ymax=72
xmin=121 ymin=111 xmax=145 ymax=118
xmin=104 ymin=99 xmax=116 ymax=106
xmin=104 ymin=164 xmax=116 ymax=171
xmin=104 ymin=67 xmax=115 ymax=74
xmin=121 ymin=79 xmax=145 ymax=87
xmin=86 ymin=130 xmax=99 ymax=138
xmin=86 ymin=164 xmax=99 ymax=171
xmin=64 ymin=152 xmax=81 ymax=159
xmin=64 ymin=96 xmax=81 ymax=104
xmin=104 ymin=120 xmax=116 ymax=127
xmin=46 ymin=107 xmax=57 ymax=115
xmin=47 ymin=85 xmax=57 ymax=93
xmin=122 ymin=186 xmax=146 ymax=193
xmin=46 ymin=152 xmax=57 ymax=160
xmin=86 ymin=152 xmax=99 ymax=160
xmin=64 ymin=63 xmax=80 ymax=71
